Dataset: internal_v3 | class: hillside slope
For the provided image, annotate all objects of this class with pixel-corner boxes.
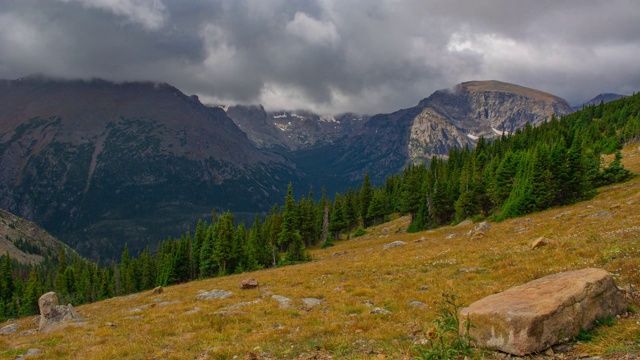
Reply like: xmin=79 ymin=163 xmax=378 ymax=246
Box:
xmin=0 ymin=209 xmax=70 ymax=266
xmin=0 ymin=76 xmax=301 ymax=259
xmin=2 ymin=144 xmax=638 ymax=359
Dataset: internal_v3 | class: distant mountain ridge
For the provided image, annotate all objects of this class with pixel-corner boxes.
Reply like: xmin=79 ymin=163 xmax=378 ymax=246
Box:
xmin=573 ymin=93 xmax=628 ymax=110
xmin=223 ymin=104 xmax=369 ymax=151
xmin=282 ymin=80 xmax=575 ymax=187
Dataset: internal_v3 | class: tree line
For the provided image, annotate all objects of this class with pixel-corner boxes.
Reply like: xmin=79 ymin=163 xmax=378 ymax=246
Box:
xmin=1 ymin=93 xmax=639 ymax=322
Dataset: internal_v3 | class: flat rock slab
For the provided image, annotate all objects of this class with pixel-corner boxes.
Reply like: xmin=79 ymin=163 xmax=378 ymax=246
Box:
xmin=196 ymin=290 xmax=233 ymax=300
xmin=301 ymin=297 xmax=323 ymax=308
xmin=383 ymin=241 xmax=406 ymax=250
xmin=459 ymin=268 xmax=627 ymax=356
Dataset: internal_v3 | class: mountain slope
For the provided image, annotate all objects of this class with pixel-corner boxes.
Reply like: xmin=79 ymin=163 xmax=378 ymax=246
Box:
xmin=574 ymin=93 xmax=628 ymax=110
xmin=296 ymin=80 xmax=575 ymax=188
xmin=0 ymin=76 xmax=301 ymax=259
xmin=0 ymin=209 xmax=70 ymax=266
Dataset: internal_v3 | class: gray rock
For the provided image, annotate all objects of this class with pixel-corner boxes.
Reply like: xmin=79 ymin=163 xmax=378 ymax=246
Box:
xmin=363 ymin=300 xmax=374 ymax=307
xmin=185 ymin=307 xmax=201 ymax=315
xmin=195 ymin=289 xmax=232 ymax=300
xmin=459 ymin=267 xmax=485 ymax=273
xmin=459 ymin=268 xmax=627 ymax=356
xmin=445 ymin=233 xmax=458 ymax=239
xmin=370 ymin=307 xmax=391 ymax=315
xmin=218 ymin=299 xmax=262 ymax=311
xmin=18 ymin=348 xmax=41 ymax=358
xmin=468 ymin=221 xmax=491 ymax=236
xmin=301 ymin=297 xmax=323 ymax=308
xmin=0 ymin=323 xmax=19 ymax=334
xmin=383 ymin=241 xmax=406 ymax=250
xmin=271 ymin=295 xmax=291 ymax=309
xmin=407 ymin=301 xmax=426 ymax=309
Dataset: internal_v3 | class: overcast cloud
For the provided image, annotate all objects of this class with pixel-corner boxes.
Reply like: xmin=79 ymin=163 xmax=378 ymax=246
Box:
xmin=1 ymin=0 xmax=639 ymax=114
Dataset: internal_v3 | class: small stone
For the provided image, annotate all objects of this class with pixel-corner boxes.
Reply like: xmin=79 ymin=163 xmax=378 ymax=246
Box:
xmin=467 ymin=222 xmax=492 ymax=237
xmin=446 ymin=233 xmax=458 ymax=239
xmin=106 ymin=322 xmax=116 ymax=327
xmin=610 ymin=204 xmax=621 ymax=210
xmin=459 ymin=267 xmax=484 ymax=273
xmin=23 ymin=348 xmax=42 ymax=357
xmin=531 ymin=237 xmax=553 ymax=250
xmin=383 ymin=241 xmax=406 ymax=250
xmin=363 ymin=300 xmax=374 ymax=307
xmin=370 ymin=307 xmax=391 ymax=315
xmin=407 ymin=301 xmax=426 ymax=309
xmin=151 ymin=286 xmax=163 ymax=295
xmin=418 ymin=285 xmax=430 ymax=291
xmin=0 ymin=323 xmax=19 ymax=335
xmin=185 ymin=307 xmax=201 ymax=315
xmin=551 ymin=343 xmax=573 ymax=353
xmin=239 ymin=278 xmax=259 ymax=289
xmin=271 ymin=295 xmax=291 ymax=309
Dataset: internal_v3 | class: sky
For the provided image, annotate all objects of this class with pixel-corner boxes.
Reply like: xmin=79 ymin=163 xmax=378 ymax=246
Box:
xmin=1 ymin=0 xmax=639 ymax=114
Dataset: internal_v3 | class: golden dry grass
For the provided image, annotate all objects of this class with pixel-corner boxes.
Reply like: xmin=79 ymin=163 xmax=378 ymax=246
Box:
xmin=2 ymin=143 xmax=640 ymax=359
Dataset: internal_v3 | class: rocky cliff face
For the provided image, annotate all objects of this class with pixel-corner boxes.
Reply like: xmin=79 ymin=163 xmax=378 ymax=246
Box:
xmin=407 ymin=80 xmax=575 ymax=162
xmin=0 ymin=76 xmax=300 ymax=259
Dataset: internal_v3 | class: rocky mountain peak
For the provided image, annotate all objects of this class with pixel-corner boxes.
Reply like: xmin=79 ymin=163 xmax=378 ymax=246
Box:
xmin=408 ymin=80 xmax=575 ymax=162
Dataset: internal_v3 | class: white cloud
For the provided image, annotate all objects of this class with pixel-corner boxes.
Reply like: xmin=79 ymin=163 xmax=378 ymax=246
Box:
xmin=58 ymin=0 xmax=167 ymax=30
xmin=286 ymin=12 xmax=340 ymax=47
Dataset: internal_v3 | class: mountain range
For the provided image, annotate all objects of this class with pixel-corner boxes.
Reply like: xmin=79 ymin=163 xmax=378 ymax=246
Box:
xmin=0 ymin=76 xmax=588 ymax=258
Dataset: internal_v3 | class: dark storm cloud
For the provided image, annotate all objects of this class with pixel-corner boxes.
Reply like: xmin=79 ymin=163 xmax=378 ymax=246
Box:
xmin=1 ymin=0 xmax=639 ymax=114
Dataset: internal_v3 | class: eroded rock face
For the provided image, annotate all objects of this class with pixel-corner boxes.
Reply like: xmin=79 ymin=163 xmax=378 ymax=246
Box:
xmin=459 ymin=268 xmax=627 ymax=356
xmin=38 ymin=292 xmax=83 ymax=331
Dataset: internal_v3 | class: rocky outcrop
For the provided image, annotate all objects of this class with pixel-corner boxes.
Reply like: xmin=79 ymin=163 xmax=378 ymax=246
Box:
xmin=409 ymin=81 xmax=574 ymax=162
xmin=0 ymin=323 xmax=19 ymax=335
xmin=38 ymin=292 xmax=83 ymax=331
xmin=459 ymin=268 xmax=627 ymax=356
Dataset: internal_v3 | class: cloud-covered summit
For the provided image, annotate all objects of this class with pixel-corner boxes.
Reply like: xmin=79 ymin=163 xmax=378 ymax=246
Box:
xmin=1 ymin=0 xmax=639 ymax=114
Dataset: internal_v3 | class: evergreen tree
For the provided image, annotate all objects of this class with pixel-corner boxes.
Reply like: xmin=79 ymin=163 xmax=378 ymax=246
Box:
xmin=1 ymin=253 xmax=15 ymax=302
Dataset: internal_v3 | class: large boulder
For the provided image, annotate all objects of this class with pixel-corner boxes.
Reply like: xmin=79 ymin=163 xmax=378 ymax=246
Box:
xmin=459 ymin=268 xmax=627 ymax=356
xmin=38 ymin=292 xmax=83 ymax=331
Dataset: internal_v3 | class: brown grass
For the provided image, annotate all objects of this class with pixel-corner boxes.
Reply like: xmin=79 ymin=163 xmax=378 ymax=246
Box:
xmin=2 ymin=144 xmax=640 ymax=359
